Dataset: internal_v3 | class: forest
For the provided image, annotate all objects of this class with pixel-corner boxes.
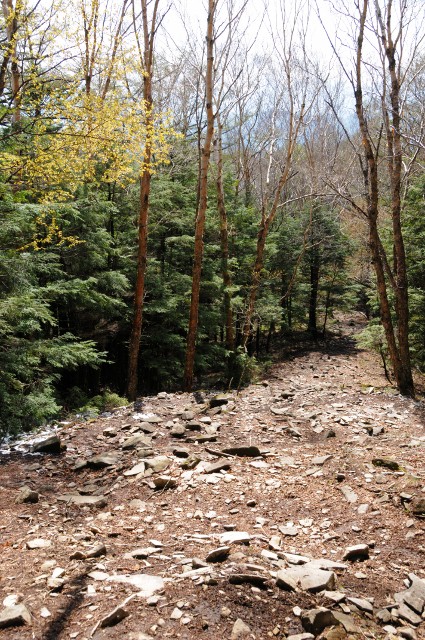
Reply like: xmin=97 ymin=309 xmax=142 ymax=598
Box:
xmin=0 ymin=0 xmax=424 ymax=437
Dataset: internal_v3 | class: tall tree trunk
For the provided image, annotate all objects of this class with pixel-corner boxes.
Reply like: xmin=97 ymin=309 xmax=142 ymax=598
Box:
xmin=127 ymin=0 xmax=159 ymax=400
xmin=354 ymin=0 xmax=414 ymax=397
xmin=2 ymin=0 xmax=21 ymax=124
xmin=308 ymin=250 xmax=319 ymax=340
xmin=183 ymin=0 xmax=216 ymax=392
xmin=216 ymin=115 xmax=234 ymax=350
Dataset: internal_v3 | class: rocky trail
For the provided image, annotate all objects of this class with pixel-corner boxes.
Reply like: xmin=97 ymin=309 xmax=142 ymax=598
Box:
xmin=1 ymin=319 xmax=425 ymax=640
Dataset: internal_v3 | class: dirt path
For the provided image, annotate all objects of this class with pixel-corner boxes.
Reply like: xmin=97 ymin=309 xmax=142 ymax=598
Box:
xmin=1 ymin=324 xmax=424 ymax=640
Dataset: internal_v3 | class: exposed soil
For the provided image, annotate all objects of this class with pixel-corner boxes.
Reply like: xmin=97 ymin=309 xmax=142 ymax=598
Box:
xmin=1 ymin=314 xmax=424 ymax=640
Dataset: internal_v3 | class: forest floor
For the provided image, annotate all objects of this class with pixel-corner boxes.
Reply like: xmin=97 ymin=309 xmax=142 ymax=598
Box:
xmin=1 ymin=313 xmax=425 ymax=640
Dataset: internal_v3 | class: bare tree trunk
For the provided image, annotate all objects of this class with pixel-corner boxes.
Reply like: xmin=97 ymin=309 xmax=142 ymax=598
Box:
xmin=216 ymin=115 xmax=234 ymax=350
xmin=354 ymin=0 xmax=414 ymax=397
xmin=127 ymin=0 xmax=159 ymax=400
xmin=183 ymin=0 xmax=216 ymax=392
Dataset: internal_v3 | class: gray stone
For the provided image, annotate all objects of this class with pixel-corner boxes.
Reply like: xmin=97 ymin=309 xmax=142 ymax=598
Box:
xmin=172 ymin=447 xmax=189 ymax=458
xmin=180 ymin=410 xmax=194 ymax=420
xmin=88 ymin=452 xmax=120 ymax=468
xmin=219 ymin=531 xmax=250 ymax=545
xmin=343 ymin=544 xmax=369 ymax=561
xmin=312 ymin=455 xmax=333 ymax=466
xmin=15 ymin=486 xmax=39 ymax=504
xmin=100 ymin=606 xmax=129 ymax=628
xmin=398 ymin=628 xmax=418 ymax=640
xmin=347 ymin=596 xmax=373 ymax=613
xmin=205 ymin=546 xmax=230 ymax=563
xmin=340 ymin=485 xmax=358 ymax=503
xmin=210 ymin=395 xmax=229 ymax=408
xmin=231 ymin=618 xmax=251 ymax=639
xmin=170 ymin=425 xmax=187 ymax=438
xmin=0 ymin=604 xmax=32 ymax=628
xmin=287 ymin=635 xmax=314 ymax=640
xmin=180 ymin=455 xmax=201 ymax=470
xmin=229 ymin=573 xmax=268 ymax=588
xmin=276 ymin=566 xmax=336 ymax=593
xmin=107 ymin=574 xmax=164 ymax=597
xmin=26 ymin=538 xmax=51 ymax=549
xmin=222 ymin=445 xmax=261 ymax=457
xmin=332 ymin=612 xmax=361 ymax=633
xmin=205 ymin=459 xmax=231 ymax=474
xmin=125 ymin=547 xmax=160 ymax=559
xmin=123 ymin=461 xmax=146 ymax=477
xmin=57 ymin=494 xmax=108 ymax=508
xmin=375 ymin=608 xmax=392 ymax=623
xmin=396 ymin=602 xmax=422 ymax=626
xmin=301 ymin=608 xmax=339 ymax=634
xmin=279 ymin=526 xmax=299 ymax=537
xmin=32 ymin=435 xmax=64 ymax=454
xmin=151 ymin=476 xmax=177 ymax=490
xmin=144 ymin=456 xmax=170 ymax=473
xmin=186 ymin=421 xmax=202 ymax=431
xmin=139 ymin=422 xmax=157 ymax=434
xmin=122 ymin=434 xmax=151 ymax=450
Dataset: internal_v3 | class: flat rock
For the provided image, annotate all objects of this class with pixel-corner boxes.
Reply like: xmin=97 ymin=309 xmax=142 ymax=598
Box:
xmin=144 ymin=456 xmax=170 ymax=473
xmin=205 ymin=459 xmax=231 ymax=474
xmin=15 ymin=486 xmax=39 ymax=504
xmin=107 ymin=574 xmax=164 ymax=597
xmin=100 ymin=605 xmax=129 ymax=628
xmin=340 ymin=485 xmax=358 ymax=503
xmin=396 ymin=602 xmax=423 ymax=626
xmin=332 ymin=612 xmax=361 ymax=633
xmin=279 ymin=526 xmax=299 ymax=537
xmin=276 ymin=566 xmax=336 ymax=593
xmin=205 ymin=546 xmax=230 ymax=563
xmin=172 ymin=447 xmax=189 ymax=458
xmin=312 ymin=455 xmax=333 ymax=466
xmin=32 ymin=435 xmax=64 ymax=454
xmin=0 ymin=603 xmax=32 ymax=628
xmin=122 ymin=434 xmax=151 ymax=450
xmin=170 ymin=425 xmax=186 ymax=438
xmin=347 ymin=596 xmax=374 ymax=613
xmin=210 ymin=395 xmax=229 ymax=408
xmin=222 ymin=446 xmax=261 ymax=457
xmin=343 ymin=544 xmax=369 ymax=561
xmin=180 ymin=455 xmax=201 ymax=470
xmin=57 ymin=494 xmax=107 ymax=508
xmin=123 ymin=462 xmax=146 ymax=477
xmin=219 ymin=531 xmax=250 ymax=545
xmin=301 ymin=608 xmax=339 ymax=634
xmin=88 ymin=452 xmax=120 ymax=468
xmin=26 ymin=538 xmax=51 ymax=549
xmin=229 ymin=573 xmax=268 ymax=587
xmin=151 ymin=476 xmax=177 ymax=490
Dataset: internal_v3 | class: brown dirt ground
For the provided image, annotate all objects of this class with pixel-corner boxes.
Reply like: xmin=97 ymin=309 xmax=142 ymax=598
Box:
xmin=1 ymin=313 xmax=424 ymax=640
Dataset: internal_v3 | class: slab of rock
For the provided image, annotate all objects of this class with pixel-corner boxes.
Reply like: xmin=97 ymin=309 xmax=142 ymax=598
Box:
xmin=343 ymin=544 xmax=369 ymax=561
xmin=57 ymin=494 xmax=107 ymax=508
xmin=0 ymin=603 xmax=32 ymax=628
xmin=222 ymin=445 xmax=261 ymax=457
xmin=229 ymin=573 xmax=268 ymax=588
xmin=276 ymin=566 xmax=336 ymax=593
xmin=124 ymin=462 xmax=146 ymax=477
xmin=107 ymin=574 xmax=164 ymax=598
xmin=219 ymin=531 xmax=250 ymax=545
xmin=32 ymin=435 xmax=64 ymax=454
xmin=172 ymin=447 xmax=189 ymax=458
xmin=100 ymin=605 xmax=129 ymax=628
xmin=180 ymin=455 xmax=201 ymax=470
xmin=396 ymin=603 xmax=422 ymax=626
xmin=210 ymin=395 xmax=229 ymax=408
xmin=279 ymin=526 xmax=299 ymax=537
xmin=340 ymin=485 xmax=358 ymax=503
xmin=205 ymin=460 xmax=231 ymax=474
xmin=88 ymin=452 xmax=120 ymax=468
xmin=144 ymin=456 xmax=170 ymax=473
xmin=312 ymin=455 xmax=333 ymax=466
xmin=124 ymin=547 xmax=160 ymax=560
xmin=151 ymin=476 xmax=177 ymax=490
xmin=170 ymin=425 xmax=186 ymax=438
xmin=301 ymin=608 xmax=339 ymax=635
xmin=15 ymin=486 xmax=39 ymax=504
xmin=26 ymin=538 xmax=51 ymax=549
xmin=122 ymin=434 xmax=151 ymax=450
xmin=347 ymin=596 xmax=374 ymax=613
xmin=231 ymin=618 xmax=251 ymax=639
xmin=205 ymin=547 xmax=230 ymax=563
xmin=333 ymin=612 xmax=361 ymax=633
